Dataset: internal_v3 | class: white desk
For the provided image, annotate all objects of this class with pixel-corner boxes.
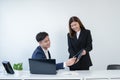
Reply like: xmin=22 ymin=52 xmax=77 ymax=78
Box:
xmin=0 ymin=70 xmax=120 ymax=80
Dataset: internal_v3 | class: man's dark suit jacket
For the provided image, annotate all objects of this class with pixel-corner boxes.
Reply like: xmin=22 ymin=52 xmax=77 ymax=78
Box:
xmin=68 ymin=29 xmax=93 ymax=70
xmin=32 ymin=46 xmax=64 ymax=70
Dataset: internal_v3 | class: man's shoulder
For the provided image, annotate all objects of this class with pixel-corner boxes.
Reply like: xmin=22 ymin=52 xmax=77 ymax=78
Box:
xmin=32 ymin=46 xmax=44 ymax=59
xmin=34 ymin=46 xmax=43 ymax=53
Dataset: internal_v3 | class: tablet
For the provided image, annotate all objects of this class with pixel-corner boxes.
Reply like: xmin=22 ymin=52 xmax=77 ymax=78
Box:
xmin=74 ymin=49 xmax=83 ymax=59
xmin=73 ymin=49 xmax=84 ymax=63
xmin=2 ymin=61 xmax=14 ymax=74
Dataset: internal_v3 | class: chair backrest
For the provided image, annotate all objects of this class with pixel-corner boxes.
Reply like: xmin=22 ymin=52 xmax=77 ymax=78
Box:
xmin=107 ymin=64 xmax=120 ymax=70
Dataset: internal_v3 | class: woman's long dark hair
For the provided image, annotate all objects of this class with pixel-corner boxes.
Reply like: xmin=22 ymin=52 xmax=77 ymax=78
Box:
xmin=69 ymin=16 xmax=85 ymax=38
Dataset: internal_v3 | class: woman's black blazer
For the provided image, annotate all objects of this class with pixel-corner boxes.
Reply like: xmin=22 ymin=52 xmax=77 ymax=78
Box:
xmin=67 ymin=29 xmax=93 ymax=70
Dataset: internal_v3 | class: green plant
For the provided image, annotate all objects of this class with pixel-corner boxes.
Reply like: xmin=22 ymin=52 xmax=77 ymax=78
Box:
xmin=13 ymin=63 xmax=23 ymax=70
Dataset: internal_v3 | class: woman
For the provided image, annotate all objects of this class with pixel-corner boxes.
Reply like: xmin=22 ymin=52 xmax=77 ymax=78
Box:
xmin=67 ymin=16 xmax=93 ymax=70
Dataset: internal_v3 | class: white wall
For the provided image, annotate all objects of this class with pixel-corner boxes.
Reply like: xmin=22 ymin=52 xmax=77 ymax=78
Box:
xmin=0 ymin=0 xmax=120 ymax=70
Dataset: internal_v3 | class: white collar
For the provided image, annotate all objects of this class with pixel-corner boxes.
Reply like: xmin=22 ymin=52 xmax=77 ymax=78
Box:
xmin=41 ymin=47 xmax=48 ymax=53
xmin=76 ymin=30 xmax=81 ymax=39
xmin=41 ymin=47 xmax=49 ymax=59
xmin=77 ymin=30 xmax=80 ymax=35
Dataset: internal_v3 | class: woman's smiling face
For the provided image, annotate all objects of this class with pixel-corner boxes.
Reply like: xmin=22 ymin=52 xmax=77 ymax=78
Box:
xmin=70 ymin=21 xmax=80 ymax=32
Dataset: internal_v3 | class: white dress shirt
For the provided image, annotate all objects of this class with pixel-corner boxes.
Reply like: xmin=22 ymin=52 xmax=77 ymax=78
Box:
xmin=42 ymin=48 xmax=49 ymax=59
xmin=76 ymin=30 xmax=81 ymax=39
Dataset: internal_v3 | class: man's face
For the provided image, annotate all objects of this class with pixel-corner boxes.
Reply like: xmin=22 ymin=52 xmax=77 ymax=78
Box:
xmin=39 ymin=36 xmax=50 ymax=50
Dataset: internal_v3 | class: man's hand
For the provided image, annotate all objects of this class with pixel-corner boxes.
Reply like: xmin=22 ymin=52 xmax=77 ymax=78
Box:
xmin=65 ymin=57 xmax=77 ymax=67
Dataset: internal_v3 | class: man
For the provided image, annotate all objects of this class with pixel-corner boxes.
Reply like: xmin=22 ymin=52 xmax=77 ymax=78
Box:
xmin=32 ymin=32 xmax=77 ymax=70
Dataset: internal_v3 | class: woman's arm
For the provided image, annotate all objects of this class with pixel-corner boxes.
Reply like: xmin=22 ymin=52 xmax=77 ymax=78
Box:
xmin=67 ymin=33 xmax=76 ymax=57
xmin=84 ymin=30 xmax=93 ymax=53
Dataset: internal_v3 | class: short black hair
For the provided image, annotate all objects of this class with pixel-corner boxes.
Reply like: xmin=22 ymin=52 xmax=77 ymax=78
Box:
xmin=36 ymin=32 xmax=48 ymax=42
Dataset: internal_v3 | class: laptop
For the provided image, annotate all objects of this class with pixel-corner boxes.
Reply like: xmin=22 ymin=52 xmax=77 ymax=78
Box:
xmin=28 ymin=59 xmax=57 ymax=74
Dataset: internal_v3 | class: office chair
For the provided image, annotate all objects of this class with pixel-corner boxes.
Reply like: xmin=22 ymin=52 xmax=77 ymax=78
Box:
xmin=107 ymin=64 xmax=120 ymax=70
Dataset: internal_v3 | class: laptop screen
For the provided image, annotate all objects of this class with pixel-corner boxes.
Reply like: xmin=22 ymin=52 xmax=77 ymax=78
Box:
xmin=29 ymin=59 xmax=56 ymax=74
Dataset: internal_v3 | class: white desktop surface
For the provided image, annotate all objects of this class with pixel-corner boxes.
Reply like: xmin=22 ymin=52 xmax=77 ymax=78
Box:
xmin=0 ymin=70 xmax=120 ymax=79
